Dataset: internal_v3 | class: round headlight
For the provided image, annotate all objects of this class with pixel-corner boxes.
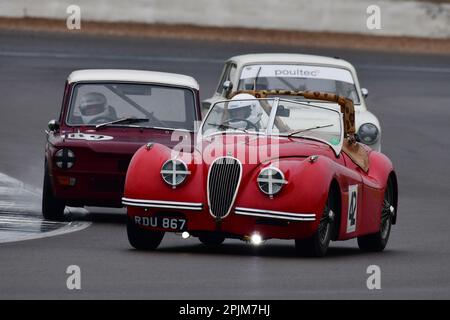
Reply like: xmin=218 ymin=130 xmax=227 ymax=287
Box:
xmin=357 ymin=123 xmax=379 ymax=145
xmin=257 ymin=167 xmax=287 ymax=196
xmin=54 ymin=149 xmax=75 ymax=169
xmin=161 ymin=159 xmax=190 ymax=187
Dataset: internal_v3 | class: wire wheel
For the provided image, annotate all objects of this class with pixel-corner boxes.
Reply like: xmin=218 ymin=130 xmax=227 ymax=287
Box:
xmin=318 ymin=202 xmax=334 ymax=245
xmin=295 ymin=187 xmax=336 ymax=257
xmin=358 ymin=176 xmax=395 ymax=252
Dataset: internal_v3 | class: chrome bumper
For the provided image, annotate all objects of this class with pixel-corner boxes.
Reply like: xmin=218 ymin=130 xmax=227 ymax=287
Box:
xmin=123 ymin=198 xmax=315 ymax=222
xmin=122 ymin=197 xmax=203 ymax=211
xmin=235 ymin=207 xmax=316 ymax=222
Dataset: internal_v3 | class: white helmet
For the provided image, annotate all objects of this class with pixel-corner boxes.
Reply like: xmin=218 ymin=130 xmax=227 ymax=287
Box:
xmin=226 ymin=93 xmax=263 ymax=129
xmin=78 ymin=92 xmax=112 ymax=124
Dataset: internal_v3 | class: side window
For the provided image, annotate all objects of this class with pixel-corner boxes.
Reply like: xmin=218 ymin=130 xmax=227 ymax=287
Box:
xmin=216 ymin=63 xmax=236 ymax=94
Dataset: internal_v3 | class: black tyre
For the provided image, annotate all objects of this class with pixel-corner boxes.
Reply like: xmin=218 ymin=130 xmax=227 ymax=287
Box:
xmin=42 ymin=165 xmax=66 ymax=221
xmin=127 ymin=218 xmax=164 ymax=250
xmin=295 ymin=188 xmax=336 ymax=257
xmin=198 ymin=233 xmax=225 ymax=245
xmin=357 ymin=176 xmax=395 ymax=252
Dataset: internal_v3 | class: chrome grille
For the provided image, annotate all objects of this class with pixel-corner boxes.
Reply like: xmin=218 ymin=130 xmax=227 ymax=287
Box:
xmin=208 ymin=157 xmax=242 ymax=219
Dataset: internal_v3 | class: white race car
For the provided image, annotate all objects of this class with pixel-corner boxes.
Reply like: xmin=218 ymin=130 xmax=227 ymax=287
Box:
xmin=203 ymin=53 xmax=381 ymax=151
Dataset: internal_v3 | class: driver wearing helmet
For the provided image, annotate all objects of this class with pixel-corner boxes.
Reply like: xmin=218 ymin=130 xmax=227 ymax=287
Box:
xmin=77 ymin=92 xmax=117 ymax=124
xmin=225 ymin=93 xmax=263 ymax=131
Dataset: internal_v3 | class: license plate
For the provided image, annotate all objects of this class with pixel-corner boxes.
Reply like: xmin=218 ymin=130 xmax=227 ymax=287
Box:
xmin=134 ymin=216 xmax=186 ymax=231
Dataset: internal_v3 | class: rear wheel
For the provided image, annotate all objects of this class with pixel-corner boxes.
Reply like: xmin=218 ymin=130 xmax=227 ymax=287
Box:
xmin=199 ymin=233 xmax=225 ymax=245
xmin=42 ymin=166 xmax=66 ymax=221
xmin=357 ymin=176 xmax=395 ymax=252
xmin=295 ymin=189 xmax=336 ymax=257
xmin=127 ymin=218 xmax=165 ymax=250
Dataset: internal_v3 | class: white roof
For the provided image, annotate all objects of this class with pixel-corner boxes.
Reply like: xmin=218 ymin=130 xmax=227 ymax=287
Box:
xmin=67 ymin=69 xmax=199 ymax=90
xmin=228 ymin=53 xmax=356 ymax=72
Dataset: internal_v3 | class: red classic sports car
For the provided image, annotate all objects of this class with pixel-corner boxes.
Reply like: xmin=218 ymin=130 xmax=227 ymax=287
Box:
xmin=43 ymin=69 xmax=201 ymax=220
xmin=123 ymin=89 xmax=398 ymax=256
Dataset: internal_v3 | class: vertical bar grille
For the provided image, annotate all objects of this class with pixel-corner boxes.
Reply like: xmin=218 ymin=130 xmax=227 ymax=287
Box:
xmin=208 ymin=157 xmax=242 ymax=219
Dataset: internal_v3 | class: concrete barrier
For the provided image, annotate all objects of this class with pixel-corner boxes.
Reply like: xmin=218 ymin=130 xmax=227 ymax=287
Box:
xmin=0 ymin=0 xmax=449 ymax=38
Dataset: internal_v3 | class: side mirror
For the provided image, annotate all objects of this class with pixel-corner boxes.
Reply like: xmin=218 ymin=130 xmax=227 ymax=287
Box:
xmin=202 ymin=101 xmax=211 ymax=111
xmin=222 ymin=80 xmax=233 ymax=96
xmin=48 ymin=119 xmax=60 ymax=132
xmin=201 ymin=101 xmax=211 ymax=117
xmin=276 ymin=105 xmax=290 ymax=117
xmin=361 ymin=88 xmax=369 ymax=99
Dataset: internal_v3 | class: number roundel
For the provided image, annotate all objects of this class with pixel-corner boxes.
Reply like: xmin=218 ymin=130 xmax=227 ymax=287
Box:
xmin=346 ymin=185 xmax=358 ymax=233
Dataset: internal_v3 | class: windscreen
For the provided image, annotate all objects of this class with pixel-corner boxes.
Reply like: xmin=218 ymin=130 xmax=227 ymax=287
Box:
xmin=273 ymin=99 xmax=343 ymax=148
xmin=202 ymin=97 xmax=343 ymax=153
xmin=201 ymin=99 xmax=275 ymax=136
xmin=67 ymin=83 xmax=197 ymax=131
xmin=238 ymin=64 xmax=359 ymax=103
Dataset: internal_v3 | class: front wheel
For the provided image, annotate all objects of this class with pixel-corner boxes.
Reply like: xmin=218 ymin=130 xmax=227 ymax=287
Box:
xmin=42 ymin=166 xmax=66 ymax=221
xmin=357 ymin=176 xmax=395 ymax=252
xmin=127 ymin=219 xmax=165 ymax=250
xmin=295 ymin=189 xmax=336 ymax=257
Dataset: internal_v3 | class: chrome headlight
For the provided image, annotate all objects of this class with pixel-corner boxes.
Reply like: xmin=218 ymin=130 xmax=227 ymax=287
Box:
xmin=160 ymin=159 xmax=190 ymax=187
xmin=257 ymin=167 xmax=287 ymax=196
xmin=358 ymin=123 xmax=379 ymax=145
xmin=54 ymin=149 xmax=75 ymax=169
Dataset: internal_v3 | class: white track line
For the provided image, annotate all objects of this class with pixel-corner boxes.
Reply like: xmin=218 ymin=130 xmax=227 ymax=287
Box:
xmin=0 ymin=172 xmax=92 ymax=244
xmin=0 ymin=221 xmax=91 ymax=244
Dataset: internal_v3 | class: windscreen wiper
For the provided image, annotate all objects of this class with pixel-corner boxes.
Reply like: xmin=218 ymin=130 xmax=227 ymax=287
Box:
xmin=207 ymin=122 xmax=248 ymax=133
xmin=287 ymin=124 xmax=334 ymax=137
xmin=95 ymin=117 xmax=149 ymax=130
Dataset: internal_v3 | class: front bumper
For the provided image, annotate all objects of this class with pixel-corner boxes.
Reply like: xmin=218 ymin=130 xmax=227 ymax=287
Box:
xmin=124 ymin=198 xmax=319 ymax=240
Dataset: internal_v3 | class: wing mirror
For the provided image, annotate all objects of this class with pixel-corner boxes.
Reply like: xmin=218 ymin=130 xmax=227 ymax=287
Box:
xmin=361 ymin=88 xmax=369 ymax=99
xmin=276 ymin=105 xmax=290 ymax=117
xmin=48 ymin=119 xmax=60 ymax=132
xmin=222 ymin=80 xmax=233 ymax=96
xmin=202 ymin=101 xmax=211 ymax=110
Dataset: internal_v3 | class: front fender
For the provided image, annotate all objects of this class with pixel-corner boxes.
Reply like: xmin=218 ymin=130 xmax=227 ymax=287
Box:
xmin=368 ymin=151 xmax=398 ymax=223
xmin=235 ymin=156 xmax=337 ymax=229
xmin=124 ymin=143 xmax=206 ymax=205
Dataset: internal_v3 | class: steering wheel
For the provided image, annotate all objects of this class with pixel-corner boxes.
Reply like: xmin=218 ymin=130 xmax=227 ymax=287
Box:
xmin=222 ymin=118 xmax=259 ymax=131
xmin=87 ymin=116 xmax=116 ymax=125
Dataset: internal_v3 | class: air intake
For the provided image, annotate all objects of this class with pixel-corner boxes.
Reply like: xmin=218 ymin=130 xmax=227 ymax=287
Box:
xmin=207 ymin=157 xmax=242 ymax=219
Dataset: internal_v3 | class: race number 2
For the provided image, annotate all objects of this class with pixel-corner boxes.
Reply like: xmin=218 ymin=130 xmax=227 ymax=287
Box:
xmin=346 ymin=185 xmax=358 ymax=233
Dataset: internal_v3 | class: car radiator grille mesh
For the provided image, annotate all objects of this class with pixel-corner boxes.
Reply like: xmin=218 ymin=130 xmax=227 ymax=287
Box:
xmin=208 ymin=157 xmax=242 ymax=219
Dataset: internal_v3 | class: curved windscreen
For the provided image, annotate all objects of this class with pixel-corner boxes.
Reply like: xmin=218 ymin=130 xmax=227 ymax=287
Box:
xmin=202 ymin=99 xmax=275 ymax=136
xmin=202 ymin=97 xmax=343 ymax=152
xmin=273 ymin=100 xmax=342 ymax=148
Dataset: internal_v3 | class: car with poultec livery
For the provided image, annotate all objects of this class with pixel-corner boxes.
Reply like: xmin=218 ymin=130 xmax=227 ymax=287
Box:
xmin=43 ymin=69 xmax=201 ymax=220
xmin=202 ymin=54 xmax=381 ymax=151
xmin=123 ymin=89 xmax=398 ymax=257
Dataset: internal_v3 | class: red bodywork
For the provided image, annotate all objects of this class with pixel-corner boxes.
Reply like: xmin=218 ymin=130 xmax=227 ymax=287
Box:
xmin=124 ymin=132 xmax=398 ymax=241
xmin=45 ymin=82 xmax=201 ymax=208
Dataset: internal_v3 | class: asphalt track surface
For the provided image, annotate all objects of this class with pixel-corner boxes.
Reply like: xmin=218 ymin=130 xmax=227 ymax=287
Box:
xmin=0 ymin=30 xmax=450 ymax=299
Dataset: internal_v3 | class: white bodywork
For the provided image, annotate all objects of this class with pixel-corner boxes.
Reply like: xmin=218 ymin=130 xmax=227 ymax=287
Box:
xmin=202 ymin=53 xmax=381 ymax=151
xmin=68 ymin=69 xmax=200 ymax=90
